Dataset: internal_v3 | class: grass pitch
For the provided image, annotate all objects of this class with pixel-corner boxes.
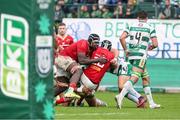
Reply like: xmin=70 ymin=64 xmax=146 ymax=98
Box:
xmin=55 ymin=92 xmax=180 ymax=119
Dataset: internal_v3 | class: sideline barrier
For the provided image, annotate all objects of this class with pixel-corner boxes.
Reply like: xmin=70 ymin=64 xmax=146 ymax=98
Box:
xmin=100 ymin=59 xmax=180 ymax=93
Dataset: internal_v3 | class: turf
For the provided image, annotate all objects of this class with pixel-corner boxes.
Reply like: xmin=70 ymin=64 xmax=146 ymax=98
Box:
xmin=55 ymin=92 xmax=180 ymax=119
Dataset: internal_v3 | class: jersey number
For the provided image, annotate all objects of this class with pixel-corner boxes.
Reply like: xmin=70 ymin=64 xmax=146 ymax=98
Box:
xmin=135 ymin=32 xmax=142 ymax=46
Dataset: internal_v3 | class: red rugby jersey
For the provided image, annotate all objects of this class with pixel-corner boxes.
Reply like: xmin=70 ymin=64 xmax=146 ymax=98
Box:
xmin=56 ymin=35 xmax=74 ymax=49
xmin=60 ymin=40 xmax=90 ymax=62
xmin=83 ymin=47 xmax=114 ymax=84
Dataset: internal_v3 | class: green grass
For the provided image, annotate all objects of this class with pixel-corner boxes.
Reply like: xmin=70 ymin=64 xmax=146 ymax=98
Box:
xmin=55 ymin=92 xmax=180 ymax=119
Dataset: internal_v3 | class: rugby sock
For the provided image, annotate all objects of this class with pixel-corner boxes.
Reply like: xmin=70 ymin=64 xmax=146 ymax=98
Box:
xmin=143 ymin=85 xmax=154 ymax=105
xmin=69 ymin=83 xmax=77 ymax=90
xmin=125 ymin=93 xmax=139 ymax=104
xmin=56 ymin=97 xmax=65 ymax=104
xmin=67 ymin=83 xmax=77 ymax=93
xmin=118 ymin=80 xmax=133 ymax=102
xmin=128 ymin=87 xmax=141 ymax=99
xmin=124 ymin=80 xmax=141 ymax=98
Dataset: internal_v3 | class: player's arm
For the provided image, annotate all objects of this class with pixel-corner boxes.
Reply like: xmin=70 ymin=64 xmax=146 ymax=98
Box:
xmin=148 ymin=37 xmax=158 ymax=50
xmin=120 ymin=31 xmax=128 ymax=51
xmin=110 ymin=48 xmax=119 ymax=67
xmin=120 ymin=31 xmax=128 ymax=56
xmin=78 ymin=53 xmax=107 ymax=65
xmin=111 ymin=48 xmax=119 ymax=59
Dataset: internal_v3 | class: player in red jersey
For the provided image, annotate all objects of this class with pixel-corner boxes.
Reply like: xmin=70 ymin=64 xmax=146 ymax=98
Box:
xmin=55 ymin=40 xmax=118 ymax=106
xmin=55 ymin=22 xmax=74 ymax=52
xmin=75 ymin=40 xmax=118 ymax=106
xmin=55 ymin=34 xmax=107 ymax=99
xmin=53 ymin=23 xmax=74 ymax=100
xmin=82 ymin=40 xmax=115 ymax=86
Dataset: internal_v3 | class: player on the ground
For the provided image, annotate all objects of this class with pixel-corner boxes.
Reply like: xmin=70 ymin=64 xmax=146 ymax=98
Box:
xmin=55 ymin=34 xmax=107 ymax=99
xmin=115 ymin=11 xmax=160 ymax=109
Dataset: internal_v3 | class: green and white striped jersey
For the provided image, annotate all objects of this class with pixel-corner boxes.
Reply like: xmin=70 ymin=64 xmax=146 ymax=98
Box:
xmin=125 ymin=20 xmax=156 ymax=60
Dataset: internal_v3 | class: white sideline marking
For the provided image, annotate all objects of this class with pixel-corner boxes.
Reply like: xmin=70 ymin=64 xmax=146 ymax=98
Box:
xmin=56 ymin=112 xmax=127 ymax=116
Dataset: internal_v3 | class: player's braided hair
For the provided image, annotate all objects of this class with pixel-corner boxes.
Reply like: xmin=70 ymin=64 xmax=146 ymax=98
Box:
xmin=88 ymin=33 xmax=100 ymax=44
xmin=101 ymin=40 xmax=112 ymax=51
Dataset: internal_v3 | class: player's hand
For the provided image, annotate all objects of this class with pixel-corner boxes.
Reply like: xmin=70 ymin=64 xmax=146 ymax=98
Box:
xmin=110 ymin=58 xmax=118 ymax=65
xmin=148 ymin=45 xmax=155 ymax=51
xmin=98 ymin=57 xmax=107 ymax=64
xmin=125 ymin=50 xmax=129 ymax=57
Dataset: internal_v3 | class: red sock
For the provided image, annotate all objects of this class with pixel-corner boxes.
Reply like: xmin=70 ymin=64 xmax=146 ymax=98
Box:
xmin=69 ymin=83 xmax=77 ymax=90
xmin=56 ymin=97 xmax=65 ymax=104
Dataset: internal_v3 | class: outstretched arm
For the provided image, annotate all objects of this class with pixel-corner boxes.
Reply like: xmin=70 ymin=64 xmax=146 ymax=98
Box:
xmin=120 ymin=31 xmax=128 ymax=56
xmin=78 ymin=52 xmax=107 ymax=65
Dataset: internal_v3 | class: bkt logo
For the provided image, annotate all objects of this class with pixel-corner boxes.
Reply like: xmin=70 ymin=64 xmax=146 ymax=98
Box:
xmin=0 ymin=14 xmax=29 ymax=100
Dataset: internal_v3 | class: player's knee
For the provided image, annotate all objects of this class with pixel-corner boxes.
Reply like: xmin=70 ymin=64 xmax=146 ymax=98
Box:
xmin=131 ymin=71 xmax=141 ymax=79
xmin=142 ymin=71 xmax=149 ymax=79
xmin=119 ymin=84 xmax=124 ymax=89
xmin=142 ymin=76 xmax=150 ymax=85
xmin=70 ymin=65 xmax=82 ymax=74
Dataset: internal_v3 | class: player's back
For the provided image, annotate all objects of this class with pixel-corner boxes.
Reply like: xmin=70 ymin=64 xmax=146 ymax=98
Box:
xmin=127 ymin=21 xmax=156 ymax=60
xmin=60 ymin=40 xmax=89 ymax=61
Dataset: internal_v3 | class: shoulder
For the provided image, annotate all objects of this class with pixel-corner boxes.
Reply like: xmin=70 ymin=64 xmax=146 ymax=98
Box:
xmin=106 ymin=49 xmax=114 ymax=59
xmin=67 ymin=35 xmax=74 ymax=40
xmin=77 ymin=39 xmax=88 ymax=44
xmin=146 ymin=22 xmax=155 ymax=29
xmin=77 ymin=40 xmax=89 ymax=49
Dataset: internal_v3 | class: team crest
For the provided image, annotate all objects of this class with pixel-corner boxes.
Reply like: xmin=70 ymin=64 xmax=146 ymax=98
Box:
xmin=35 ymin=36 xmax=53 ymax=77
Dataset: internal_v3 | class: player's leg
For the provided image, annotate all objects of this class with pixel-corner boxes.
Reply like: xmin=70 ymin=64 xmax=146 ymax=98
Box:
xmin=54 ymin=75 xmax=74 ymax=105
xmin=54 ymin=76 xmax=69 ymax=96
xmin=55 ymin=56 xmax=81 ymax=98
xmin=117 ymin=62 xmax=139 ymax=105
xmin=75 ymin=72 xmax=106 ymax=107
xmin=142 ymin=69 xmax=160 ymax=109
xmin=66 ymin=62 xmax=83 ymax=91
xmin=118 ymin=75 xmax=139 ymax=104
xmin=115 ymin=59 xmax=146 ymax=109
xmin=85 ymin=94 xmax=107 ymax=107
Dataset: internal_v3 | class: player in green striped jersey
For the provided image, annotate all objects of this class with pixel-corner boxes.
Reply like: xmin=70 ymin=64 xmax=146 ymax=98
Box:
xmin=115 ymin=11 xmax=160 ymax=109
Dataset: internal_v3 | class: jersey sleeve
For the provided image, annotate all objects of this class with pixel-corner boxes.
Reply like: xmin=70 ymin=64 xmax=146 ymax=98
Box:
xmin=55 ymin=37 xmax=61 ymax=46
xmin=150 ymin=26 xmax=157 ymax=38
xmin=69 ymin=36 xmax=74 ymax=44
